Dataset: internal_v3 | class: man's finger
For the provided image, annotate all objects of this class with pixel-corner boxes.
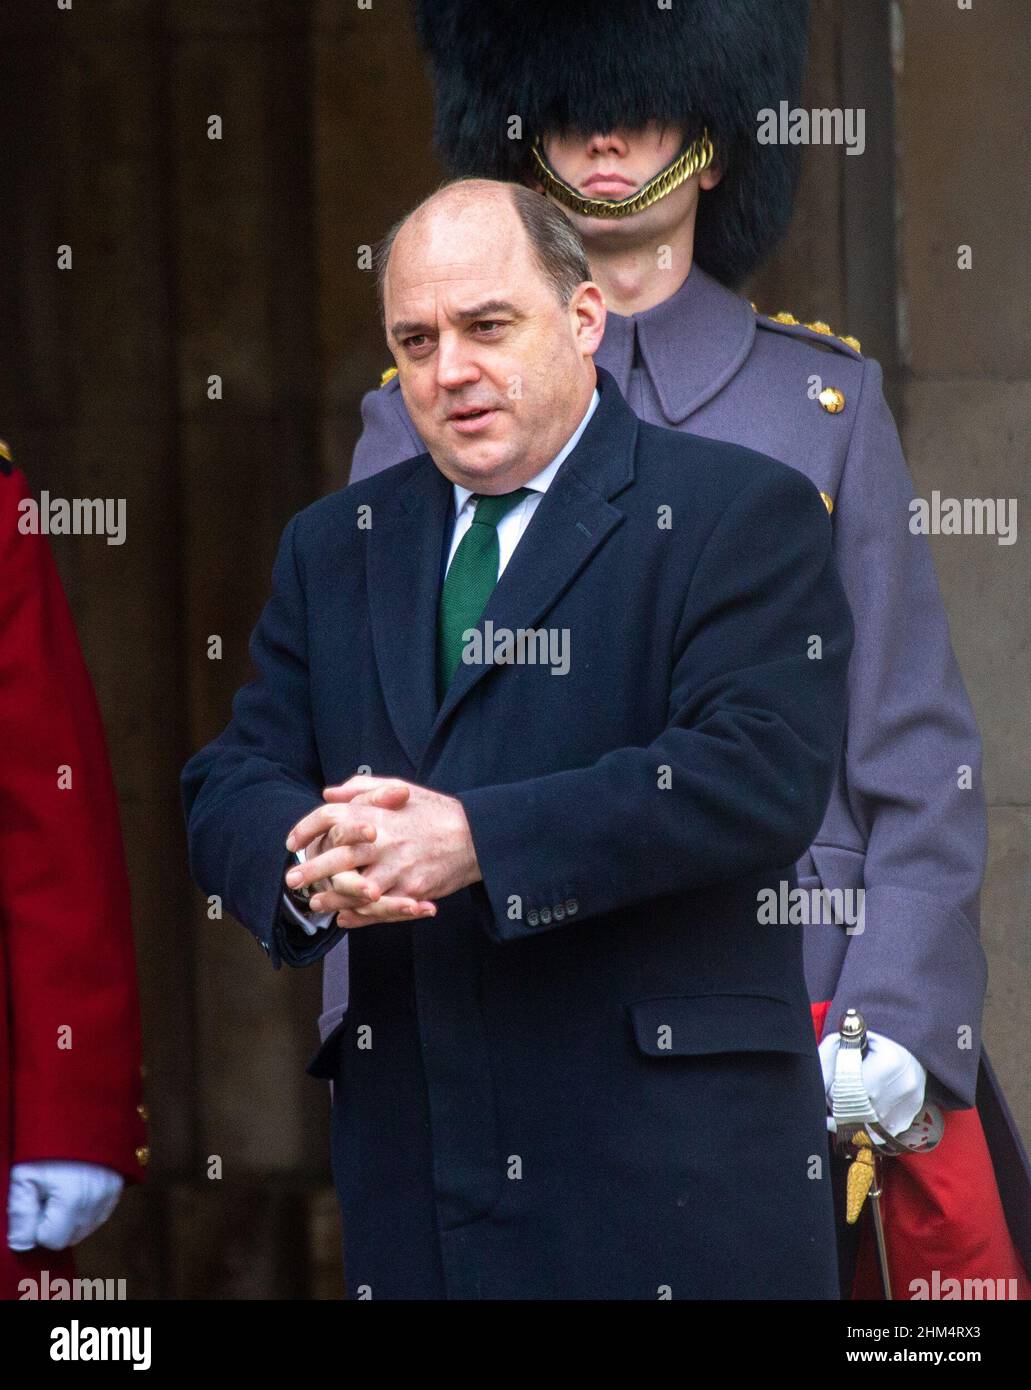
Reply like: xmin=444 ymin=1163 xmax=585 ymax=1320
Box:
xmin=305 ymin=887 xmax=432 ymax=918
xmin=285 ymin=841 xmax=378 ymax=891
xmin=286 ymin=805 xmax=377 ymax=853
xmin=334 ymin=897 xmax=438 ymax=927
xmin=330 ymin=869 xmax=381 ymax=900
xmin=322 ymin=776 xmax=410 ymax=805
xmin=349 ymin=784 xmax=410 ymax=810
xmin=305 ymin=873 xmax=378 ymax=912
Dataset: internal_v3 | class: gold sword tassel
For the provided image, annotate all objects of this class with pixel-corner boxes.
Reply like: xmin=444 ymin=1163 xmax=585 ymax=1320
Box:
xmin=846 ymin=1132 xmax=876 ymax=1223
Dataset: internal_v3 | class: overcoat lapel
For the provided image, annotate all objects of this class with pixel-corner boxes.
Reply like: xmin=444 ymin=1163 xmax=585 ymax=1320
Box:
xmin=366 ymin=457 xmax=451 ymax=768
xmin=428 ymin=371 xmax=637 ymax=751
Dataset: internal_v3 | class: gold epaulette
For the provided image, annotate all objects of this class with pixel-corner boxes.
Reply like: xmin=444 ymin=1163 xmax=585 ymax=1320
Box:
xmin=751 ymin=303 xmax=862 ymax=355
xmin=379 ymin=366 xmax=398 ymax=387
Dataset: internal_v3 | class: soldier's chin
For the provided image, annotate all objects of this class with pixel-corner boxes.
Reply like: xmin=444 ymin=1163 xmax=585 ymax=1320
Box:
xmin=579 ymin=187 xmax=691 ymax=245
xmin=571 ymin=204 xmax=656 ymax=243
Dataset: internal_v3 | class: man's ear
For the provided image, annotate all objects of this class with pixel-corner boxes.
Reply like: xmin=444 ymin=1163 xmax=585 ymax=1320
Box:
xmin=571 ymin=282 xmax=606 ymax=358
xmin=700 ymin=164 xmax=723 ymax=192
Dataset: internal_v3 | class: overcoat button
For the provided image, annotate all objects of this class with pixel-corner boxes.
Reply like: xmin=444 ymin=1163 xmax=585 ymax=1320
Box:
xmin=527 ymin=910 xmax=540 ymax=927
xmin=819 ymin=386 xmax=846 ymax=414
xmin=565 ymin=899 xmax=579 ymax=916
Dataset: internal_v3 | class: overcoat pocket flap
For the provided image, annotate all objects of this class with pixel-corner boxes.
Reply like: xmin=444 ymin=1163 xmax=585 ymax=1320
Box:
xmin=627 ymin=993 xmax=816 ymax=1058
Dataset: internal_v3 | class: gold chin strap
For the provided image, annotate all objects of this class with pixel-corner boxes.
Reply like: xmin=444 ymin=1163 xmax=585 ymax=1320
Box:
xmin=530 ymin=130 xmax=714 ymax=219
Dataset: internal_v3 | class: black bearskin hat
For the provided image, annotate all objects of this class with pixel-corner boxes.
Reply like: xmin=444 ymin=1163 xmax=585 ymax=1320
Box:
xmin=412 ymin=0 xmax=811 ymax=288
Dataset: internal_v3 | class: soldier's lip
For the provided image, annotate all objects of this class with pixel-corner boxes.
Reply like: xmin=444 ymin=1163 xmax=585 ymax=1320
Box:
xmin=581 ymin=172 xmax=636 ymax=193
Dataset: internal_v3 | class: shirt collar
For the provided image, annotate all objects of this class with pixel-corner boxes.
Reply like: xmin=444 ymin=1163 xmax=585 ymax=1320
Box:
xmin=453 ymin=387 xmax=600 ymax=518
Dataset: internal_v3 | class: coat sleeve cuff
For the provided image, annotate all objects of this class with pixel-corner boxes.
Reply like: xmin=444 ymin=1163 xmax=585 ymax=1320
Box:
xmin=273 ymin=883 xmax=348 ymax=968
xmin=456 ymin=783 xmax=589 ymax=943
xmin=12 ymin=1107 xmax=149 ymax=1185
xmin=827 ymin=882 xmax=987 ymax=1108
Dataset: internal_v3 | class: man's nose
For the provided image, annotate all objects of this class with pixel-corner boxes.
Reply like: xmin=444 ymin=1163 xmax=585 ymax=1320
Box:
xmin=587 ymin=129 xmax=629 ymax=157
xmin=435 ymin=334 xmax=480 ymax=390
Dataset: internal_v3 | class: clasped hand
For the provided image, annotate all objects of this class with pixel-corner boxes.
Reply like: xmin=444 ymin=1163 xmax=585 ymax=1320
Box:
xmin=284 ymin=776 xmax=481 ymax=926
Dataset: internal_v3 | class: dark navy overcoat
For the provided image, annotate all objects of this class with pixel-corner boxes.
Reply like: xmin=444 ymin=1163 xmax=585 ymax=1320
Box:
xmin=182 ymin=370 xmax=854 ymax=1299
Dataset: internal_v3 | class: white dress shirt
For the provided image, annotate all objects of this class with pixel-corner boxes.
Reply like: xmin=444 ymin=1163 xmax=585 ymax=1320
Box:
xmin=445 ymin=388 xmax=599 ymax=578
xmin=284 ymin=387 xmax=601 ymax=936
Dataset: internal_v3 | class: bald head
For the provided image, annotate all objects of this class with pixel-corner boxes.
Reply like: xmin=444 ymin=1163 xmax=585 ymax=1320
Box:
xmin=375 ymin=178 xmax=605 ymax=493
xmin=377 ymin=180 xmax=589 ymax=329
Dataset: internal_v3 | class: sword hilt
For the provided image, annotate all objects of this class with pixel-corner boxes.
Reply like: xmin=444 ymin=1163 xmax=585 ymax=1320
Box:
xmin=831 ymin=1009 xmax=878 ymax=1148
xmin=833 ymin=1008 xmax=946 ymax=1157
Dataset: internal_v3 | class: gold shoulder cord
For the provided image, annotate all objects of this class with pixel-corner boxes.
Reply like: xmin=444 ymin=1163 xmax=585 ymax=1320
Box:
xmin=530 ymin=131 xmax=715 ymax=219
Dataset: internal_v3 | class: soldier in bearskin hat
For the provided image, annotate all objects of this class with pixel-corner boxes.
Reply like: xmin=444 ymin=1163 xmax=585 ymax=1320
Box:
xmin=336 ymin=0 xmax=1029 ymax=1299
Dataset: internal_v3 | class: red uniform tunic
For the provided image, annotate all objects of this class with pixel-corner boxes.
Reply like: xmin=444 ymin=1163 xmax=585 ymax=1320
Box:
xmin=0 ymin=457 xmax=147 ymax=1300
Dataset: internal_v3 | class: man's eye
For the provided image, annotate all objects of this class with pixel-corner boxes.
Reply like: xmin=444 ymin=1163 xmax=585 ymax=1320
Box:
xmin=402 ymin=335 xmax=428 ymax=350
xmin=473 ymin=321 xmax=504 ymax=333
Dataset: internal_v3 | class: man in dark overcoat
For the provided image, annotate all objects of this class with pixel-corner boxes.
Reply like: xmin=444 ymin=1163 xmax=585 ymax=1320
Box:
xmin=183 ymin=179 xmax=853 ymax=1299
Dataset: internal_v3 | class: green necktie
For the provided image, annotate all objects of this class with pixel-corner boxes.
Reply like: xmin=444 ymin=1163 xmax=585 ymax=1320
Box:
xmin=437 ymin=488 xmax=531 ymax=696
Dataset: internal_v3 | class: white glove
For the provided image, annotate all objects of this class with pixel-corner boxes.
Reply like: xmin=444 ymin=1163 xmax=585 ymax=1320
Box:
xmin=7 ymin=1160 xmax=124 ymax=1251
xmin=818 ymin=1029 xmax=927 ymax=1137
